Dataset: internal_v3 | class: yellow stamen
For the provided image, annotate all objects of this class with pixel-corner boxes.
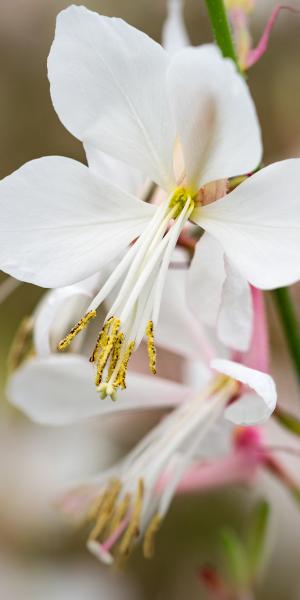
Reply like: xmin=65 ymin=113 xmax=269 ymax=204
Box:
xmin=114 ymin=340 xmax=135 ymax=390
xmin=146 ymin=320 xmax=156 ymax=375
xmin=143 ymin=513 xmax=162 ymax=559
xmin=95 ymin=318 xmax=120 ymax=386
xmin=89 ymin=316 xmax=114 ymax=363
xmin=109 ymin=493 xmax=131 ymax=535
xmin=106 ymin=332 xmax=124 ymax=381
xmin=88 ymin=491 xmax=106 ymax=522
xmin=57 ymin=310 xmax=97 ymax=351
xmin=88 ymin=479 xmax=121 ymax=541
xmin=118 ymin=479 xmax=144 ymax=558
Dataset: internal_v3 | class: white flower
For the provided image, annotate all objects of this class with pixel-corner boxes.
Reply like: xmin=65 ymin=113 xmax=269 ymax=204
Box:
xmin=1 ymin=6 xmax=299 ymax=397
xmin=9 ymin=349 xmax=276 ymax=564
xmin=7 ymin=258 xmax=276 ymax=563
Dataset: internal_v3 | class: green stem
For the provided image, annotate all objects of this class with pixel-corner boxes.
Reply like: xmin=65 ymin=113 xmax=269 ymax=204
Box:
xmin=205 ymin=1 xmax=300 ymax=392
xmin=204 ymin=0 xmax=238 ymax=65
xmin=272 ymin=287 xmax=300 ymax=385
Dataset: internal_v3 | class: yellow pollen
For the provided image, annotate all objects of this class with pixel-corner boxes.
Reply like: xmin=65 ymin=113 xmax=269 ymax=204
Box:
xmin=118 ymin=479 xmax=144 ymax=558
xmin=143 ymin=513 xmax=162 ymax=559
xmin=146 ymin=320 xmax=156 ymax=375
xmin=89 ymin=316 xmax=114 ymax=363
xmin=94 ymin=318 xmax=120 ymax=387
xmin=88 ymin=479 xmax=121 ymax=542
xmin=109 ymin=493 xmax=131 ymax=535
xmin=106 ymin=332 xmax=124 ymax=381
xmin=114 ymin=340 xmax=135 ymax=390
xmin=88 ymin=492 xmax=106 ymax=522
xmin=57 ymin=310 xmax=97 ymax=351
xmin=169 ymin=187 xmax=191 ymax=218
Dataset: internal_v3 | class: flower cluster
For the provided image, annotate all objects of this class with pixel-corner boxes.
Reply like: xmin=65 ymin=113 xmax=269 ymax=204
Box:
xmin=2 ymin=0 xmax=300 ymax=567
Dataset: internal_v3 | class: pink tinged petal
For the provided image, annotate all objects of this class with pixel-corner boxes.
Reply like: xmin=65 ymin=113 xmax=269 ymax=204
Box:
xmin=48 ymin=6 xmax=176 ymax=190
xmin=233 ymin=287 xmax=269 ymax=373
xmin=247 ymin=5 xmax=299 ymax=69
xmin=195 ymin=160 xmax=300 ymax=289
xmin=211 ymin=358 xmax=277 ymax=425
xmin=162 ymin=0 xmax=190 ymax=54
xmin=167 ymin=45 xmax=262 ymax=189
xmin=176 ymin=448 xmax=261 ymax=493
xmin=8 ymin=355 xmax=192 ymax=425
xmin=0 ymin=156 xmax=154 ymax=287
xmin=187 ymin=234 xmax=252 ymax=352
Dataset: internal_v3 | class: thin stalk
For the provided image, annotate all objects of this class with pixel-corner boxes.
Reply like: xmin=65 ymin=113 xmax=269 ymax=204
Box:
xmin=272 ymin=287 xmax=300 ymax=385
xmin=204 ymin=0 xmax=238 ymax=65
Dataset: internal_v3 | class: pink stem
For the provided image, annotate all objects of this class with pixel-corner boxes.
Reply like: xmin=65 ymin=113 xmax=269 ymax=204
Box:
xmin=247 ymin=5 xmax=299 ymax=68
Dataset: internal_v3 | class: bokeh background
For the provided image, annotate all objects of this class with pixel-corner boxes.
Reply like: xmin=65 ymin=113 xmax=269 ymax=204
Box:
xmin=0 ymin=1 xmax=300 ymax=598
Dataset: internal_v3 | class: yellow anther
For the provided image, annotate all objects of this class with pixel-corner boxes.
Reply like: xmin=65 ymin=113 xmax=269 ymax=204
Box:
xmin=106 ymin=332 xmax=124 ymax=381
xmin=95 ymin=318 xmax=120 ymax=386
xmin=58 ymin=310 xmax=97 ymax=351
xmin=109 ymin=493 xmax=131 ymax=535
xmin=89 ymin=316 xmax=114 ymax=363
xmin=114 ymin=341 xmax=135 ymax=390
xmin=118 ymin=479 xmax=144 ymax=558
xmin=143 ymin=513 xmax=162 ymax=559
xmin=146 ymin=320 xmax=156 ymax=375
xmin=88 ymin=492 xmax=105 ymax=521
xmin=89 ymin=479 xmax=121 ymax=541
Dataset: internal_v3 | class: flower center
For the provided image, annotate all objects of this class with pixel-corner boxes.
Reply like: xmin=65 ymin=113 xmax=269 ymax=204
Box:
xmin=57 ymin=188 xmax=194 ymax=400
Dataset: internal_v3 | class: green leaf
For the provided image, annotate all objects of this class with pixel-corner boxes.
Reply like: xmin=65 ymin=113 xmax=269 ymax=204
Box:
xmin=272 ymin=287 xmax=300 ymax=390
xmin=274 ymin=406 xmax=300 ymax=437
xmin=220 ymin=527 xmax=249 ymax=588
xmin=246 ymin=500 xmax=270 ymax=581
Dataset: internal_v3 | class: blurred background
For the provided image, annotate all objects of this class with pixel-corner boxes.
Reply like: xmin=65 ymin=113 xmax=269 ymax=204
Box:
xmin=0 ymin=1 xmax=300 ymax=598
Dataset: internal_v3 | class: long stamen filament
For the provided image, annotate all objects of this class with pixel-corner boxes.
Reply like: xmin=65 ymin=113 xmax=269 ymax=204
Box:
xmin=57 ymin=188 xmax=194 ymax=399
xmin=57 ymin=310 xmax=96 ymax=351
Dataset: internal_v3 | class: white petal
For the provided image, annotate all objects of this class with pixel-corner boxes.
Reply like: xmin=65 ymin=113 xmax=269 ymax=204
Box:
xmin=0 ymin=156 xmax=154 ymax=287
xmin=8 ymin=355 xmax=192 ymax=425
xmin=48 ymin=6 xmax=176 ymax=189
xmin=187 ymin=233 xmax=225 ymax=327
xmin=33 ymin=274 xmax=102 ymax=357
xmin=218 ymin=258 xmax=253 ymax=352
xmin=84 ymin=143 xmax=146 ymax=196
xmin=167 ymin=45 xmax=262 ymax=188
xmin=195 ymin=160 xmax=300 ymax=288
xmin=162 ymin=0 xmax=190 ymax=54
xmin=211 ymin=358 xmax=277 ymax=425
xmin=187 ymin=235 xmax=252 ymax=351
xmin=157 ymin=248 xmax=216 ymax=363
